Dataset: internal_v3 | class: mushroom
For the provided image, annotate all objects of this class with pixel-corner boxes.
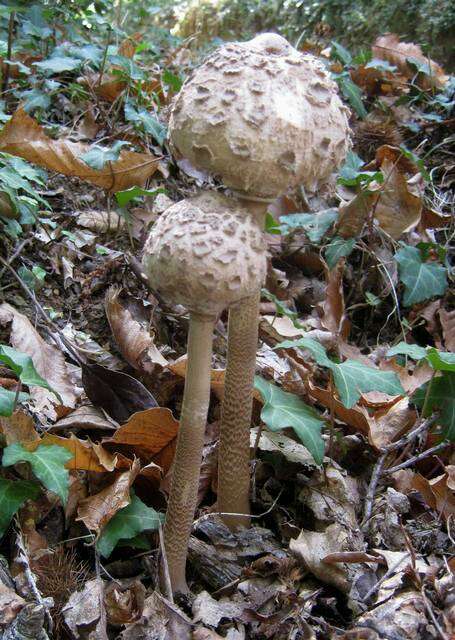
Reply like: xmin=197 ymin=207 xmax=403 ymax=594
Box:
xmin=142 ymin=191 xmax=267 ymax=592
xmin=168 ymin=33 xmax=351 ymax=531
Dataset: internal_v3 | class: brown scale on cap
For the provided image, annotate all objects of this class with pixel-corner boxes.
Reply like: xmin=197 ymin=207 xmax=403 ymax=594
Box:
xmin=143 ymin=192 xmax=266 ymax=317
xmin=170 ymin=32 xmax=351 ymax=199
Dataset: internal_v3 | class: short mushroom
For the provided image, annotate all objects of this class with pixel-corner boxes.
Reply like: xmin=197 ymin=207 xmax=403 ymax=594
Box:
xmin=168 ymin=33 xmax=351 ymax=531
xmin=142 ymin=191 xmax=267 ymax=592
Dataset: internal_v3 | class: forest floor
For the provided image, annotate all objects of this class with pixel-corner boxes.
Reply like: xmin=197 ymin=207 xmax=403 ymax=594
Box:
xmin=0 ymin=7 xmax=454 ymax=640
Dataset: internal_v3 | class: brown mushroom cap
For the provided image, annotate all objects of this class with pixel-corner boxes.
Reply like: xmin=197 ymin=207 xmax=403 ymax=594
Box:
xmin=169 ymin=33 xmax=351 ymax=199
xmin=142 ymin=192 xmax=267 ymax=317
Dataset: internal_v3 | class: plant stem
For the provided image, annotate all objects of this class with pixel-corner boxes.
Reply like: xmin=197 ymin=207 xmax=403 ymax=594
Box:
xmin=217 ymin=292 xmax=260 ymax=530
xmin=163 ymin=313 xmax=214 ymax=593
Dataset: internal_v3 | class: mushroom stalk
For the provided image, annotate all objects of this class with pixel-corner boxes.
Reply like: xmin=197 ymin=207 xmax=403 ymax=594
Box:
xmin=217 ymin=291 xmax=260 ymax=529
xmin=163 ymin=312 xmax=215 ymax=593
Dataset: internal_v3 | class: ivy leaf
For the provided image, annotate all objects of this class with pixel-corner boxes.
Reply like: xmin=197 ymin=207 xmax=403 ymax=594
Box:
xmin=414 ymin=373 xmax=455 ymax=440
xmin=115 ymin=186 xmax=165 ymax=208
xmin=124 ymin=102 xmax=167 ymax=146
xmin=387 ymin=342 xmax=428 ymax=360
xmin=34 ymin=57 xmax=81 ymax=74
xmin=331 ymin=360 xmax=404 ymax=408
xmin=330 ymin=41 xmax=352 ymax=66
xmin=81 ymin=141 xmax=130 ymax=171
xmin=0 ymin=478 xmax=40 ymax=536
xmin=276 ymin=338 xmax=404 ymax=409
xmin=0 ymin=345 xmax=59 ymax=399
xmin=279 ymin=209 xmax=338 ymax=243
xmin=395 ymin=244 xmax=447 ymax=306
xmin=2 ymin=443 xmax=73 ymax=504
xmin=97 ymin=491 xmax=164 ymax=558
xmin=261 ymin=289 xmax=303 ymax=328
xmin=335 ymin=74 xmax=367 ymax=118
xmin=253 ymin=376 xmax=325 ymax=464
xmin=0 ymin=387 xmax=30 ymax=417
xmin=426 ymin=348 xmax=455 ymax=372
xmin=338 ymin=151 xmax=364 ymax=182
xmin=325 ymin=236 xmax=356 ymax=268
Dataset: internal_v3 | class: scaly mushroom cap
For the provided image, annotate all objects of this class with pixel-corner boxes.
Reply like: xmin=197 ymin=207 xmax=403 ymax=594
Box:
xmin=169 ymin=33 xmax=351 ymax=199
xmin=142 ymin=192 xmax=267 ymax=317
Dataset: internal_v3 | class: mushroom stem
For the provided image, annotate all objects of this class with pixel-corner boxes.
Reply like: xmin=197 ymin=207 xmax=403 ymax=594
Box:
xmin=217 ymin=291 xmax=260 ymax=530
xmin=217 ymin=199 xmax=267 ymax=531
xmin=163 ymin=312 xmax=215 ymax=593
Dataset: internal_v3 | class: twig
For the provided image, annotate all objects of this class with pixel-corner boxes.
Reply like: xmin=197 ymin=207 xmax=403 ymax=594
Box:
xmin=193 ymin=489 xmax=283 ymax=529
xmin=421 ymin=586 xmax=450 ymax=640
xmin=384 ymin=441 xmax=450 ymax=475
xmin=158 ymin=521 xmax=174 ymax=603
xmin=361 ymin=552 xmax=410 ymax=602
xmin=0 ymin=238 xmax=31 ymax=280
xmin=362 ymin=415 xmax=438 ymax=528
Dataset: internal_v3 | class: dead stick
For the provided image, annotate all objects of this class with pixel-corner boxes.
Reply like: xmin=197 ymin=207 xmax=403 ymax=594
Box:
xmin=384 ymin=441 xmax=450 ymax=475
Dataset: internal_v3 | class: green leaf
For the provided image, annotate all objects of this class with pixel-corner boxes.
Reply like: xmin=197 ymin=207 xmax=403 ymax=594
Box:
xmin=0 ymin=387 xmax=29 ymax=417
xmin=331 ymin=360 xmax=404 ymax=408
xmin=97 ymin=491 xmax=163 ymax=558
xmin=276 ymin=339 xmax=404 ymax=409
xmin=162 ymin=69 xmax=183 ymax=92
xmin=414 ymin=373 xmax=455 ymax=440
xmin=261 ymin=289 xmax=303 ymax=328
xmin=387 ymin=342 xmax=428 ymax=361
xmin=426 ymin=348 xmax=455 ymax=372
xmin=115 ymin=186 xmax=165 ymax=208
xmin=2 ymin=443 xmax=73 ymax=504
xmin=253 ymin=376 xmax=325 ymax=464
xmin=280 ymin=209 xmax=338 ymax=243
xmin=0 ymin=478 xmax=40 ymax=536
xmin=395 ymin=244 xmax=448 ymax=306
xmin=34 ymin=57 xmax=81 ymax=74
xmin=338 ymin=151 xmax=364 ymax=181
xmin=265 ymin=212 xmax=281 ymax=235
xmin=276 ymin=337 xmax=334 ymax=369
xmin=0 ymin=345 xmax=59 ymax=398
xmin=124 ymin=102 xmax=167 ymax=146
xmin=331 ymin=41 xmax=352 ymax=66
xmin=81 ymin=141 xmax=129 ymax=171
xmin=325 ymin=236 xmax=356 ymax=268
xmin=335 ymin=74 xmax=367 ymax=118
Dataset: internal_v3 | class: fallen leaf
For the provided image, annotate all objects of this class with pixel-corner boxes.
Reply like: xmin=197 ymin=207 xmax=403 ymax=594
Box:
xmin=192 ymin=591 xmax=244 ymax=627
xmin=250 ymin=426 xmax=318 ymax=467
xmin=49 ymin=404 xmax=117 ymax=433
xmin=367 ymin=398 xmax=416 ymax=450
xmin=372 ymin=34 xmax=447 ymax=89
xmin=77 ymin=210 xmax=125 ymax=233
xmin=440 ymin=308 xmax=455 ymax=352
xmin=82 ymin=362 xmax=157 ymax=424
xmin=411 ymin=472 xmax=455 ymax=521
xmin=105 ymin=287 xmax=167 ymax=374
xmin=29 ymin=433 xmax=117 ymax=472
xmin=120 ymin=591 xmax=191 ymax=640
xmin=102 ymin=407 xmax=178 ymax=473
xmin=0 ymin=109 xmax=159 ymax=192
xmin=319 ymin=261 xmax=350 ymax=338
xmin=355 ymin=589 xmax=429 ymax=637
xmin=104 ymin=580 xmax=145 ymax=626
xmin=0 ymin=303 xmax=77 ymax=420
xmin=338 ymin=190 xmax=376 ymax=239
xmin=0 ymin=582 xmax=25 ymax=627
xmin=62 ymin=578 xmax=108 ymax=640
xmin=0 ymin=410 xmax=39 ymax=444
xmin=168 ymin=357 xmax=226 ymax=401
xmin=77 ymin=459 xmax=140 ymax=533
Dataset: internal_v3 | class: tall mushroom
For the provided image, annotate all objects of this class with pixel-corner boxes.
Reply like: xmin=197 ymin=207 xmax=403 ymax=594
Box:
xmin=142 ymin=191 xmax=267 ymax=593
xmin=168 ymin=33 xmax=351 ymax=530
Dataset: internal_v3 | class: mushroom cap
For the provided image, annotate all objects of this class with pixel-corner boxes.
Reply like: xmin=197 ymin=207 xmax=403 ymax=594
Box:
xmin=169 ymin=33 xmax=351 ymax=199
xmin=142 ymin=192 xmax=267 ymax=317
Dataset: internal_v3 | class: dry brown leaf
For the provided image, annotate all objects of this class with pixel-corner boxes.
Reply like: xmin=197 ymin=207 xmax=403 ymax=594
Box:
xmin=319 ymin=261 xmax=350 ymax=338
xmin=0 ymin=582 xmax=25 ymax=627
xmin=338 ymin=190 xmax=376 ymax=238
xmin=49 ymin=404 xmax=117 ymax=433
xmin=62 ymin=577 xmax=108 ymax=640
xmin=168 ymin=357 xmax=226 ymax=401
xmin=0 ymin=303 xmax=77 ymax=420
xmin=102 ymin=407 xmax=178 ymax=473
xmin=105 ymin=580 xmax=145 ymax=626
xmin=0 ymin=109 xmax=159 ymax=192
xmin=368 ymin=398 xmax=416 ymax=450
xmin=439 ymin=308 xmax=455 ymax=352
xmin=382 ymin=359 xmax=434 ymax=395
xmin=372 ymin=34 xmax=447 ymax=89
xmin=105 ymin=287 xmax=167 ymax=374
xmin=19 ymin=433 xmax=116 ymax=472
xmin=77 ymin=210 xmax=125 ymax=233
xmin=410 ymin=472 xmax=455 ymax=521
xmin=77 ymin=459 xmax=140 ymax=533
xmin=0 ymin=410 xmax=39 ymax=444
xmin=308 ymin=381 xmax=371 ymax=435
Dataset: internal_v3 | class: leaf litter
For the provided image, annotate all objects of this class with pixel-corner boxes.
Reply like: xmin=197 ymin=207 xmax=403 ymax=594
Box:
xmin=0 ymin=9 xmax=453 ymax=640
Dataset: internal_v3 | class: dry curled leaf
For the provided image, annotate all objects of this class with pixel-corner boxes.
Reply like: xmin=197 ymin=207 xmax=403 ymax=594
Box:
xmin=168 ymin=357 xmax=226 ymax=400
xmin=102 ymin=407 xmax=178 ymax=473
xmin=0 ymin=410 xmax=39 ymax=445
xmin=373 ymin=34 xmax=447 ymax=89
xmin=105 ymin=287 xmax=167 ymax=374
xmin=319 ymin=261 xmax=350 ymax=338
xmin=439 ymin=308 xmax=455 ymax=352
xmin=77 ymin=459 xmax=140 ymax=533
xmin=0 ymin=109 xmax=159 ymax=192
xmin=0 ymin=303 xmax=77 ymax=420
